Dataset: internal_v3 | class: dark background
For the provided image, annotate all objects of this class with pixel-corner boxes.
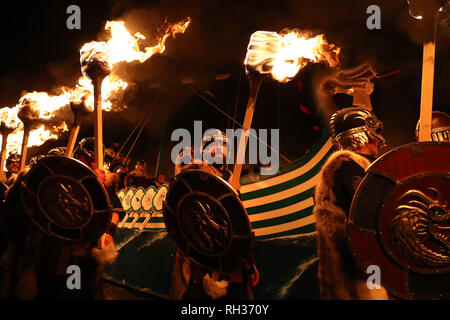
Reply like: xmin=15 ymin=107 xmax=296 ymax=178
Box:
xmin=0 ymin=0 xmax=448 ymax=179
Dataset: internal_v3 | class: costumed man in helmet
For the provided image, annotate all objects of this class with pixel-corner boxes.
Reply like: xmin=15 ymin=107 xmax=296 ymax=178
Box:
xmin=69 ymin=138 xmax=122 ymax=298
xmin=415 ymin=110 xmax=450 ymax=143
xmin=105 ymin=144 xmax=128 ymax=191
xmin=73 ymin=137 xmax=123 ymax=237
xmin=5 ymin=153 xmax=20 ymax=186
xmin=124 ymin=160 xmax=151 ymax=189
xmin=313 ymin=107 xmax=388 ymax=299
xmin=169 ymin=129 xmax=259 ymax=300
xmin=0 ymin=139 xmax=120 ymax=299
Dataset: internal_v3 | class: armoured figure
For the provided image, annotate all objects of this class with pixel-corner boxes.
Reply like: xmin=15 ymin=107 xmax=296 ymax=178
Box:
xmin=168 ymin=130 xmax=259 ymax=300
xmin=313 ymin=107 xmax=388 ymax=299
xmin=0 ymin=140 xmax=121 ymax=300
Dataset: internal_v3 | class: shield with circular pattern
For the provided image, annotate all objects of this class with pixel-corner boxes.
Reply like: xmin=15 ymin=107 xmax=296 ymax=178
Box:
xmin=348 ymin=142 xmax=450 ymax=299
xmin=163 ymin=169 xmax=254 ymax=273
xmin=19 ymin=155 xmax=112 ymax=242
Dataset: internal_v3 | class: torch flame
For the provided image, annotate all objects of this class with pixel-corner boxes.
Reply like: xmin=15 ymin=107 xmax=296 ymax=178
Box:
xmin=77 ymin=17 xmax=191 ymax=111
xmin=80 ymin=18 xmax=191 ymax=68
xmin=19 ymin=90 xmax=73 ymax=120
xmin=71 ymin=74 xmax=128 ymax=112
xmin=245 ymin=29 xmax=340 ymax=82
xmin=0 ymin=17 xmax=191 ymax=160
xmin=0 ymin=123 xmax=60 ymax=160
xmin=0 ymin=106 xmax=20 ymax=130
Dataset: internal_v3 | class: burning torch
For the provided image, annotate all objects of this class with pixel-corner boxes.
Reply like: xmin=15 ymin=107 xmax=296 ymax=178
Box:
xmin=230 ymin=30 xmax=339 ymax=190
xmin=81 ymin=51 xmax=111 ymax=170
xmin=80 ymin=48 xmax=111 ymax=249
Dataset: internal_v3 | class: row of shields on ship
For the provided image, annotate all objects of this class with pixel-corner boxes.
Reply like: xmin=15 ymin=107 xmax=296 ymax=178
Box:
xmin=116 ymin=185 xmax=169 ymax=229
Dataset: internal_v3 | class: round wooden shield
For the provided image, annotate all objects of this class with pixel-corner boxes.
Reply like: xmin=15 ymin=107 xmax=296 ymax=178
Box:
xmin=20 ymin=155 xmax=112 ymax=242
xmin=163 ymin=169 xmax=254 ymax=274
xmin=348 ymin=142 xmax=450 ymax=299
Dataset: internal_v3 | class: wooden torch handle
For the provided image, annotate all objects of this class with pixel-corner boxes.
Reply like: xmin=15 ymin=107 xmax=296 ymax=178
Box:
xmin=230 ymin=76 xmax=264 ymax=190
xmin=0 ymin=132 xmax=8 ymax=182
xmin=93 ymin=78 xmax=104 ymax=170
xmin=65 ymin=125 xmax=80 ymax=157
xmin=19 ymin=127 xmax=30 ymax=172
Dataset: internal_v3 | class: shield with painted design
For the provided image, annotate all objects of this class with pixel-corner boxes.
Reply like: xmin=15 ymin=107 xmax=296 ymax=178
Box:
xmin=348 ymin=142 xmax=450 ymax=299
xmin=17 ymin=155 xmax=112 ymax=242
xmin=142 ymin=186 xmax=156 ymax=212
xmin=163 ymin=169 xmax=254 ymax=273
xmin=153 ymin=185 xmax=168 ymax=212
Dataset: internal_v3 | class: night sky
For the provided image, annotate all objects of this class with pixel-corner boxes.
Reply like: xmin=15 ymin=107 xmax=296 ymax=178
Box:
xmin=0 ymin=0 xmax=448 ymax=178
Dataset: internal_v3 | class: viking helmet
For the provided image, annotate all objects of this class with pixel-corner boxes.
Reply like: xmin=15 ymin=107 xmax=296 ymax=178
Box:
xmin=415 ymin=111 xmax=450 ymax=142
xmin=330 ymin=107 xmax=386 ymax=151
xmin=201 ymin=129 xmax=229 ymax=153
xmin=73 ymin=137 xmax=102 ymax=162
xmin=104 ymin=147 xmax=116 ymax=161
xmin=6 ymin=152 xmax=20 ymax=165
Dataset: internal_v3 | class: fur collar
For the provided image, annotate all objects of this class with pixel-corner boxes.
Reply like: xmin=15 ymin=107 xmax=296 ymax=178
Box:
xmin=313 ymin=150 xmax=387 ymax=300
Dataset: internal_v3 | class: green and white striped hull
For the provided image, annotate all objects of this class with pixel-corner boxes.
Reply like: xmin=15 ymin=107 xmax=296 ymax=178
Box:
xmin=240 ymin=134 xmax=333 ymax=239
xmin=118 ymin=134 xmax=334 ymax=240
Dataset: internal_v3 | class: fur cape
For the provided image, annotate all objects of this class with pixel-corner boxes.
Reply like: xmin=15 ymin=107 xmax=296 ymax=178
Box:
xmin=313 ymin=150 xmax=388 ymax=300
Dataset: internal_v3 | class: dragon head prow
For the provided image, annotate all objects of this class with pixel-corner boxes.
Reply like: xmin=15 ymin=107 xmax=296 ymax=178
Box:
xmin=311 ymin=62 xmax=377 ymax=128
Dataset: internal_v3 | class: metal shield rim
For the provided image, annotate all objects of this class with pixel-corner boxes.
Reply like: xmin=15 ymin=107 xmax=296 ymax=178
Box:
xmin=163 ymin=169 xmax=253 ymax=272
xmin=20 ymin=155 xmax=112 ymax=242
xmin=348 ymin=142 xmax=450 ymax=298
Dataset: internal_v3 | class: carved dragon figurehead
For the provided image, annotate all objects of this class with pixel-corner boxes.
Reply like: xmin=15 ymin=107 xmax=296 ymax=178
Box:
xmin=390 ymin=188 xmax=450 ymax=268
xmin=311 ymin=63 xmax=377 ymax=128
